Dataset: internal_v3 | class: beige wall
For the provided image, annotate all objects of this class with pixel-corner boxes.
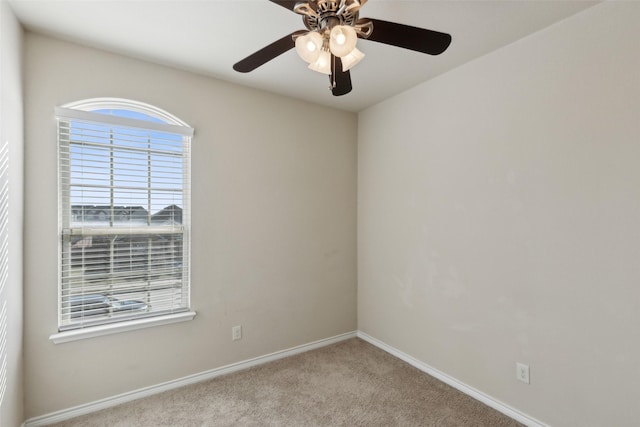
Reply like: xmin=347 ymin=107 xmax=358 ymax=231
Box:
xmin=23 ymin=33 xmax=357 ymax=418
xmin=20 ymin=1 xmax=640 ymax=424
xmin=358 ymin=2 xmax=640 ymax=426
xmin=0 ymin=1 xmax=24 ymax=426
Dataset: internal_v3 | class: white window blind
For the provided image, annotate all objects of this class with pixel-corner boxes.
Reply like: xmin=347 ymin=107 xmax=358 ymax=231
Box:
xmin=0 ymin=141 xmax=9 ymax=405
xmin=57 ymin=104 xmax=192 ymax=331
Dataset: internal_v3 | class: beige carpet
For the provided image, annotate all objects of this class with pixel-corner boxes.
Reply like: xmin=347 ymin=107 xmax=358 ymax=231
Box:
xmin=49 ymin=338 xmax=523 ymax=426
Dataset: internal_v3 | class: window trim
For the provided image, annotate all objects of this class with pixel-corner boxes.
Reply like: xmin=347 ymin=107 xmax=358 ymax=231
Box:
xmin=55 ymin=98 xmax=194 ymax=341
xmin=60 ymin=98 xmax=193 ymax=129
xmin=54 ymin=106 xmax=194 ymax=137
xmin=49 ymin=311 xmax=197 ymax=344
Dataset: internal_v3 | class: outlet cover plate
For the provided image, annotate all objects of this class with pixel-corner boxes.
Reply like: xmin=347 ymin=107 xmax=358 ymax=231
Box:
xmin=516 ymin=362 xmax=530 ymax=384
xmin=232 ymin=325 xmax=242 ymax=341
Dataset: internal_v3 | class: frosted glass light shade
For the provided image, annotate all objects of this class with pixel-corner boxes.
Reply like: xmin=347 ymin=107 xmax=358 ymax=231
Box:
xmin=341 ymin=48 xmax=365 ymax=71
xmin=329 ymin=25 xmax=358 ymax=57
xmin=295 ymin=31 xmax=324 ymax=64
xmin=308 ymin=50 xmax=332 ymax=75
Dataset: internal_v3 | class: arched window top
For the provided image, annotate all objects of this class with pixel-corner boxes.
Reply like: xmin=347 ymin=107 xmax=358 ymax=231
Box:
xmin=61 ymin=98 xmax=191 ymax=128
xmin=56 ymin=98 xmax=193 ymax=137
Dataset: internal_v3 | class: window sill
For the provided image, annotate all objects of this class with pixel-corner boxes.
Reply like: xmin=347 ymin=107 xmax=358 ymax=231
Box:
xmin=49 ymin=311 xmax=197 ymax=344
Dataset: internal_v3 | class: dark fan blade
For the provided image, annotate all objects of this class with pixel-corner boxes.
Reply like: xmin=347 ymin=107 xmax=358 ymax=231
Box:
xmin=361 ymin=18 xmax=451 ymax=55
xmin=268 ymin=1 xmax=298 ymax=12
xmin=331 ymin=56 xmax=352 ymax=96
xmin=233 ymin=31 xmax=302 ymax=73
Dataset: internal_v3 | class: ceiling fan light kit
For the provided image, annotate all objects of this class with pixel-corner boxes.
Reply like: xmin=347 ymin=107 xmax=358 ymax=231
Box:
xmin=328 ymin=25 xmax=358 ymax=58
xmin=309 ymin=50 xmax=332 ymax=75
xmin=233 ymin=0 xmax=452 ymax=96
xmin=295 ymin=31 xmax=324 ymax=63
xmin=340 ymin=47 xmax=364 ymax=71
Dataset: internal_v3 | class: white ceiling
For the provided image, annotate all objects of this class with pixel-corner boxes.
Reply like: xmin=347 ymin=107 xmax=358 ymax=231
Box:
xmin=8 ymin=0 xmax=599 ymax=112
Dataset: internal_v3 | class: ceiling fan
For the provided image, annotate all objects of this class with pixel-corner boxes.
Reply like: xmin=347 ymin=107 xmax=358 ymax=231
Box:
xmin=233 ymin=0 xmax=452 ymax=96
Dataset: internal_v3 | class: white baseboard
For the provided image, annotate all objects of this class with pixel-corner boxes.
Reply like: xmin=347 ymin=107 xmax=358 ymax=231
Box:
xmin=357 ymin=331 xmax=548 ymax=427
xmin=25 ymin=330 xmax=547 ymax=427
xmin=24 ymin=331 xmax=357 ymax=427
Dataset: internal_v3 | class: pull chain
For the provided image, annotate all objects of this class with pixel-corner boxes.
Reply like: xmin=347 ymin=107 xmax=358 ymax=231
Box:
xmin=329 ymin=54 xmax=337 ymax=90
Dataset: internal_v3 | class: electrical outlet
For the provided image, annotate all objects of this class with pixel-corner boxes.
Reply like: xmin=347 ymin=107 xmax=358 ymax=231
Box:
xmin=516 ymin=362 xmax=530 ymax=384
xmin=232 ymin=325 xmax=242 ymax=341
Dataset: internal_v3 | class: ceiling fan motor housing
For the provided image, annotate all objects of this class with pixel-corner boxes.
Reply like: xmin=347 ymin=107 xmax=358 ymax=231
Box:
xmin=298 ymin=0 xmax=361 ymax=31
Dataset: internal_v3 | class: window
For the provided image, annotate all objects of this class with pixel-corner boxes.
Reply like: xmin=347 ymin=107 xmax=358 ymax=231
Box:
xmin=55 ymin=99 xmax=194 ymax=338
xmin=0 ymin=141 xmax=9 ymax=404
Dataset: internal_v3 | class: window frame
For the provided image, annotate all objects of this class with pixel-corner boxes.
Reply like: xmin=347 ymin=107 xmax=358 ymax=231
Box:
xmin=51 ymin=98 xmax=195 ymax=344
